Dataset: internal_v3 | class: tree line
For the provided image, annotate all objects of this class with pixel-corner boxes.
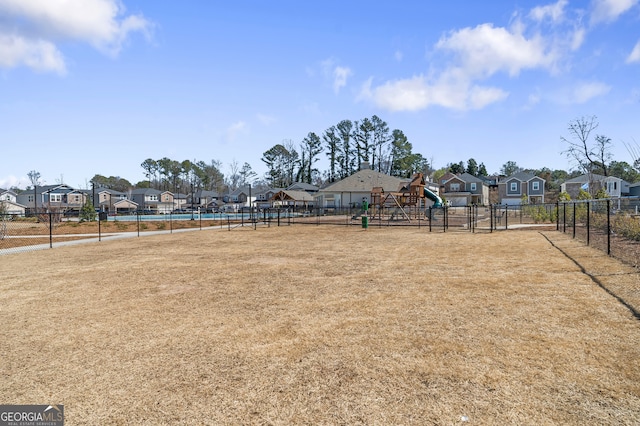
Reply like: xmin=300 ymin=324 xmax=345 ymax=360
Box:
xmin=261 ymin=115 xmax=430 ymax=188
xmin=12 ymin=115 xmax=639 ymax=199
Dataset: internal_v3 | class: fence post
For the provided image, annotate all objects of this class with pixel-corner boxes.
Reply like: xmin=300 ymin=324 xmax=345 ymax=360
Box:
xmin=429 ymin=207 xmax=432 ymax=232
xmin=137 ymin=211 xmax=140 ymax=237
xmin=443 ymin=207 xmax=447 ymax=233
xmin=556 ymin=201 xmax=559 ymax=231
xmin=490 ymin=204 xmax=493 ymax=233
xmin=586 ymin=201 xmax=590 ymax=246
xmin=49 ymin=211 xmax=53 ymax=248
xmin=573 ymin=202 xmax=576 ymax=239
xmin=504 ymin=205 xmax=508 ymax=230
xmin=170 ymin=212 xmax=173 ymax=234
xmin=98 ymin=214 xmax=102 ymax=242
xmin=607 ymin=199 xmax=611 ymax=255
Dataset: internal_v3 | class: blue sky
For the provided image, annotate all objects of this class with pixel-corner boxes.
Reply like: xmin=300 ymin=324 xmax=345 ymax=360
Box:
xmin=1 ymin=0 xmax=639 ymax=189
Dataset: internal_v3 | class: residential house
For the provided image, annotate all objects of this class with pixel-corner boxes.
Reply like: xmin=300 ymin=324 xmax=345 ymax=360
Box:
xmin=315 ymin=162 xmax=408 ymax=208
xmin=498 ymin=172 xmax=546 ymax=205
xmin=629 ymin=182 xmax=640 ymax=197
xmin=16 ymin=184 xmax=88 ymax=214
xmin=0 ymin=188 xmax=27 ymax=215
xmin=173 ymin=193 xmax=188 ymax=211
xmin=254 ymin=188 xmax=279 ymax=209
xmin=222 ymin=187 xmax=252 ymax=212
xmin=439 ymin=172 xmax=490 ymax=206
xmin=95 ymin=188 xmax=128 ymax=213
xmin=129 ymin=188 xmax=174 ymax=213
xmin=560 ymin=173 xmax=630 ymax=199
xmin=190 ymin=190 xmax=219 ymax=211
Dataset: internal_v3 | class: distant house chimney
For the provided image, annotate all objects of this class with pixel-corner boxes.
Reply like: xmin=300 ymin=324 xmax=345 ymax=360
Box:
xmin=360 ymin=161 xmax=371 ymax=170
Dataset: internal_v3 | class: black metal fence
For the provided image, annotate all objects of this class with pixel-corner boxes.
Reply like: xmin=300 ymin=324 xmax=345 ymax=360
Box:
xmin=556 ymin=197 xmax=640 ymax=268
xmin=3 ymin=200 xmax=639 ymax=270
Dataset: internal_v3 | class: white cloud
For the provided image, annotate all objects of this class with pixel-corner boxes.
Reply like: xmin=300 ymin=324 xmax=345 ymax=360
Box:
xmin=529 ymin=0 xmax=568 ymax=23
xmin=362 ymin=21 xmax=555 ymax=112
xmin=554 ymin=81 xmax=611 ymax=104
xmin=573 ymin=81 xmax=611 ymax=103
xmin=590 ymin=0 xmax=638 ymax=25
xmin=0 ymin=34 xmax=66 ymax=74
xmin=332 ymin=66 xmax=352 ymax=94
xmin=359 ymin=71 xmax=508 ymax=112
xmin=626 ymin=40 xmax=640 ymax=63
xmin=320 ymin=58 xmax=352 ymax=94
xmin=394 ymin=50 xmax=403 ymax=62
xmin=570 ymin=26 xmax=587 ymax=51
xmin=0 ymin=175 xmax=30 ymax=190
xmin=435 ymin=23 xmax=558 ymax=78
xmin=0 ymin=0 xmax=152 ymax=73
xmin=226 ymin=121 xmax=247 ymax=142
xmin=256 ymin=113 xmax=276 ymax=125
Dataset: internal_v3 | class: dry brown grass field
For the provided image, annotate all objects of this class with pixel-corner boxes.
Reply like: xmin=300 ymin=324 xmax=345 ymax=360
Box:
xmin=1 ymin=226 xmax=639 ymax=425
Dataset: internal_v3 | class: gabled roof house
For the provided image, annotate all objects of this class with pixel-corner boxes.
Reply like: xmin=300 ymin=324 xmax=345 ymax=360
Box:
xmin=498 ymin=172 xmax=545 ymax=205
xmin=16 ymin=184 xmax=88 ymax=213
xmin=439 ymin=172 xmax=490 ymax=206
xmin=560 ymin=173 xmax=630 ymax=199
xmin=1 ymin=188 xmax=27 ymax=215
xmin=129 ymin=188 xmax=174 ymax=213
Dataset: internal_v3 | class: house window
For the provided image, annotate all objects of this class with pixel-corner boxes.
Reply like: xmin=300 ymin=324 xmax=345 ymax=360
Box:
xmin=73 ymin=195 xmax=80 ymax=202
xmin=470 ymin=183 xmax=476 ymax=191
xmin=510 ymin=182 xmax=518 ymax=192
xmin=50 ymin=194 xmax=62 ymax=202
xmin=532 ymin=181 xmax=539 ymax=191
xmin=28 ymin=195 xmax=34 ymax=202
xmin=450 ymin=183 xmax=460 ymax=192
xmin=149 ymin=195 xmax=158 ymax=201
xmin=614 ymin=182 xmax=617 ymax=190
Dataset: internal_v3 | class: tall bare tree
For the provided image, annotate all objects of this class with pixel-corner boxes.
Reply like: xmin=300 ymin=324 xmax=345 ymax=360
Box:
xmin=623 ymin=138 xmax=640 ymax=172
xmin=561 ymin=115 xmax=612 ymax=176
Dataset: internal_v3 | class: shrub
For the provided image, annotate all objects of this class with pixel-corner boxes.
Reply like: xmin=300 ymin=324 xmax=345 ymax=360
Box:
xmin=613 ymin=214 xmax=640 ymax=241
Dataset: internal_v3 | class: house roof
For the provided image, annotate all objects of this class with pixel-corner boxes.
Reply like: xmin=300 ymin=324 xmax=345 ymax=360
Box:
xmin=36 ymin=184 xmax=76 ymax=194
xmin=193 ymin=190 xmax=218 ymax=198
xmin=96 ymin=188 xmax=126 ymax=196
xmin=287 ymin=182 xmax=319 ymax=192
xmin=271 ymin=190 xmax=314 ymax=202
xmin=113 ymin=199 xmax=139 ymax=207
xmin=320 ymin=167 xmax=408 ymax=193
xmin=130 ymin=188 xmax=162 ymax=195
xmin=503 ymin=172 xmax=539 ymax=182
xmin=457 ymin=173 xmax=484 ymax=183
xmin=563 ymin=173 xmax=625 ymax=184
xmin=229 ymin=187 xmax=250 ymax=197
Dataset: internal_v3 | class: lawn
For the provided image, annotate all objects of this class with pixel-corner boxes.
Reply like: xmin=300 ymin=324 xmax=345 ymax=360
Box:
xmin=0 ymin=226 xmax=638 ymax=424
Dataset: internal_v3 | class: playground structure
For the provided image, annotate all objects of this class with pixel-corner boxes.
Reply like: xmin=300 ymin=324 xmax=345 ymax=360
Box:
xmin=369 ymin=173 xmax=443 ymax=222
